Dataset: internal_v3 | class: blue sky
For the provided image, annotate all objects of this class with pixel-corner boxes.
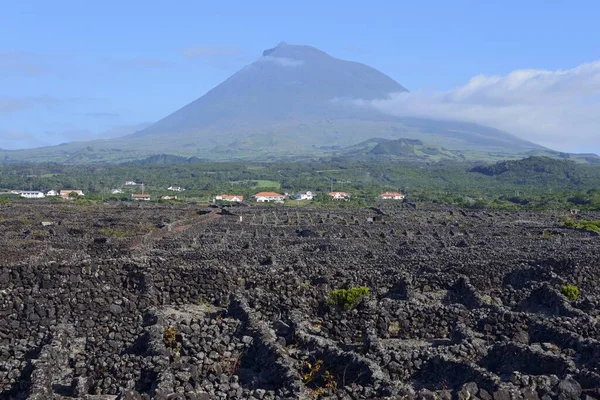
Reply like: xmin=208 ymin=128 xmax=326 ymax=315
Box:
xmin=1 ymin=0 xmax=599 ymax=152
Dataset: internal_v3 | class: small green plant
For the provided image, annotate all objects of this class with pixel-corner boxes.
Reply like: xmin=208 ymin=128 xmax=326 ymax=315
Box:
xmin=299 ymin=280 xmax=311 ymax=289
xmin=163 ymin=326 xmax=181 ymax=359
xmin=328 ymin=286 xmax=370 ymax=311
xmin=163 ymin=326 xmax=176 ymax=346
xmin=561 ymin=285 xmax=580 ymax=301
xmin=302 ymin=359 xmax=323 ymax=385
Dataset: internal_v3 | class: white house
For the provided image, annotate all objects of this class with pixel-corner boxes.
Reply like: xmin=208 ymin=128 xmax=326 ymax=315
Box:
xmin=131 ymin=194 xmax=151 ymax=201
xmin=60 ymin=190 xmax=85 ymax=199
xmin=111 ymin=189 xmax=124 ymax=194
xmin=378 ymin=192 xmax=405 ymax=200
xmin=328 ymin=191 xmax=349 ymax=200
xmin=20 ymin=191 xmax=45 ymax=199
xmin=46 ymin=190 xmax=59 ymax=197
xmin=216 ymin=194 xmax=244 ymax=202
xmin=296 ymin=191 xmax=314 ymax=201
xmin=168 ymin=186 xmax=185 ymax=192
xmin=124 ymin=181 xmax=138 ymax=186
xmin=253 ymin=192 xmax=286 ymax=203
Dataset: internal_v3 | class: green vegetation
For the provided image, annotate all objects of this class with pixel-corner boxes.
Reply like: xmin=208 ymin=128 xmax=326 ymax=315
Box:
xmin=231 ymin=179 xmax=281 ymax=189
xmin=1 ymin=156 xmax=600 ymax=211
xmin=563 ymin=219 xmax=600 ymax=234
xmin=328 ymin=286 xmax=370 ymax=311
xmin=561 ymin=285 xmax=580 ymax=301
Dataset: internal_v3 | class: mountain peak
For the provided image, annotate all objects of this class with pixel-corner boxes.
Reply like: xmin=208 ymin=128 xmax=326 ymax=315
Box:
xmin=261 ymin=42 xmax=331 ymax=60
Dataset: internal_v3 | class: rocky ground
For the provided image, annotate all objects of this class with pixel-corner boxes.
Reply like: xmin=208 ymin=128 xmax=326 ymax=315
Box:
xmin=1 ymin=201 xmax=600 ymax=399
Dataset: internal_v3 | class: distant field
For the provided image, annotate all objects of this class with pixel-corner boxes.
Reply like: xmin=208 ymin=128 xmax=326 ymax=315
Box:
xmin=231 ymin=180 xmax=281 ymax=189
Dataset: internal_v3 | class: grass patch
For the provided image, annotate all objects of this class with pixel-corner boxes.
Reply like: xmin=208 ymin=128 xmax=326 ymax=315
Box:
xmin=231 ymin=179 xmax=281 ymax=189
xmin=564 ymin=219 xmax=600 ymax=234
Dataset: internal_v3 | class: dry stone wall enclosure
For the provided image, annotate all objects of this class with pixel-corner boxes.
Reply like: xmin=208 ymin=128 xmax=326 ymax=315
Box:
xmin=1 ymin=202 xmax=600 ymax=399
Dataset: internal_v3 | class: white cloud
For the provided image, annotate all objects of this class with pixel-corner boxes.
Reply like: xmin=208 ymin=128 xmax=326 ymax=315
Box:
xmin=356 ymin=60 xmax=600 ymax=152
xmin=258 ymin=56 xmax=304 ymax=67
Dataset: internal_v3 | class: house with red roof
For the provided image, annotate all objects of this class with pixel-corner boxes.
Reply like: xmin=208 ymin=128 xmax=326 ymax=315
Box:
xmin=253 ymin=192 xmax=286 ymax=203
xmin=216 ymin=194 xmax=244 ymax=202
xmin=328 ymin=191 xmax=349 ymax=200
xmin=131 ymin=194 xmax=151 ymax=201
xmin=378 ymin=192 xmax=405 ymax=200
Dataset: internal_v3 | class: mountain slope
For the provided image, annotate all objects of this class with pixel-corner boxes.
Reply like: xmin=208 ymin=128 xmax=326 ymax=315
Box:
xmin=0 ymin=42 xmax=552 ymax=164
xmin=133 ymin=42 xmax=407 ymax=138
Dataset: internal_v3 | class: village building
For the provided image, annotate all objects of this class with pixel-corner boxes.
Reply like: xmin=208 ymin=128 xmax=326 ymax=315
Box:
xmin=295 ymin=191 xmax=314 ymax=200
xmin=60 ymin=190 xmax=84 ymax=199
xmin=131 ymin=194 xmax=151 ymax=201
xmin=328 ymin=191 xmax=349 ymax=200
xmin=46 ymin=190 xmax=59 ymax=197
xmin=167 ymin=186 xmax=185 ymax=192
xmin=216 ymin=194 xmax=244 ymax=202
xmin=111 ymin=189 xmax=124 ymax=194
xmin=253 ymin=192 xmax=286 ymax=203
xmin=20 ymin=191 xmax=45 ymax=199
xmin=124 ymin=181 xmax=138 ymax=186
xmin=378 ymin=192 xmax=405 ymax=200
xmin=160 ymin=195 xmax=177 ymax=200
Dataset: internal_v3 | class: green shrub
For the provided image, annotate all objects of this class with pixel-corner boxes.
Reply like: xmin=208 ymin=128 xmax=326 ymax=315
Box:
xmin=328 ymin=286 xmax=370 ymax=311
xmin=561 ymin=284 xmax=580 ymax=301
xmin=563 ymin=219 xmax=600 ymax=234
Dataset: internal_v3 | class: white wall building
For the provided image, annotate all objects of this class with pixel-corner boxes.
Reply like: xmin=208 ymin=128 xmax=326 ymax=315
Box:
xmin=328 ymin=191 xmax=349 ymax=200
xmin=253 ymin=192 xmax=286 ymax=203
xmin=216 ymin=194 xmax=244 ymax=202
xmin=296 ymin=191 xmax=314 ymax=201
xmin=378 ymin=192 xmax=405 ymax=200
xmin=20 ymin=191 xmax=45 ymax=199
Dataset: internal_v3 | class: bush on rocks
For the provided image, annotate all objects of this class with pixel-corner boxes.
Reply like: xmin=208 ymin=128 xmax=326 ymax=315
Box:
xmin=328 ymin=286 xmax=370 ymax=311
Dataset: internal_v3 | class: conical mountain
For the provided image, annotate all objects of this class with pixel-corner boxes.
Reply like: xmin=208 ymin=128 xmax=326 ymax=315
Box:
xmin=133 ymin=42 xmax=407 ymax=137
xmin=0 ymin=43 xmax=548 ymax=163
xmin=129 ymin=42 xmax=543 ymax=156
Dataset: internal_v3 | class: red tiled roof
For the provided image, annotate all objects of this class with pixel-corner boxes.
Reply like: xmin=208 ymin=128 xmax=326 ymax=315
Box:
xmin=380 ymin=192 xmax=404 ymax=196
xmin=254 ymin=192 xmax=284 ymax=197
xmin=219 ymin=194 xmax=244 ymax=200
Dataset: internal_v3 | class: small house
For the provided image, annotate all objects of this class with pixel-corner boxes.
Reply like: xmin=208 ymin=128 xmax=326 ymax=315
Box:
xmin=296 ymin=191 xmax=314 ymax=201
xmin=378 ymin=192 xmax=405 ymax=200
xmin=111 ymin=189 xmax=124 ymax=194
xmin=60 ymin=190 xmax=84 ymax=199
xmin=124 ymin=181 xmax=138 ymax=186
xmin=46 ymin=190 xmax=59 ymax=197
xmin=216 ymin=194 xmax=244 ymax=202
xmin=253 ymin=192 xmax=286 ymax=203
xmin=20 ymin=191 xmax=45 ymax=199
xmin=160 ymin=195 xmax=177 ymax=200
xmin=131 ymin=194 xmax=151 ymax=201
xmin=328 ymin=191 xmax=349 ymax=200
xmin=168 ymin=186 xmax=185 ymax=192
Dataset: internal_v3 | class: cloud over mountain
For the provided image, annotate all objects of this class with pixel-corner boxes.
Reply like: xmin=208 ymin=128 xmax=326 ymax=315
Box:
xmin=356 ymin=60 xmax=600 ymax=152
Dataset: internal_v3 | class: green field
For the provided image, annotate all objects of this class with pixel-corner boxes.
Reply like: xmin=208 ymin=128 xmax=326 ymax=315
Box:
xmin=231 ymin=180 xmax=281 ymax=189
